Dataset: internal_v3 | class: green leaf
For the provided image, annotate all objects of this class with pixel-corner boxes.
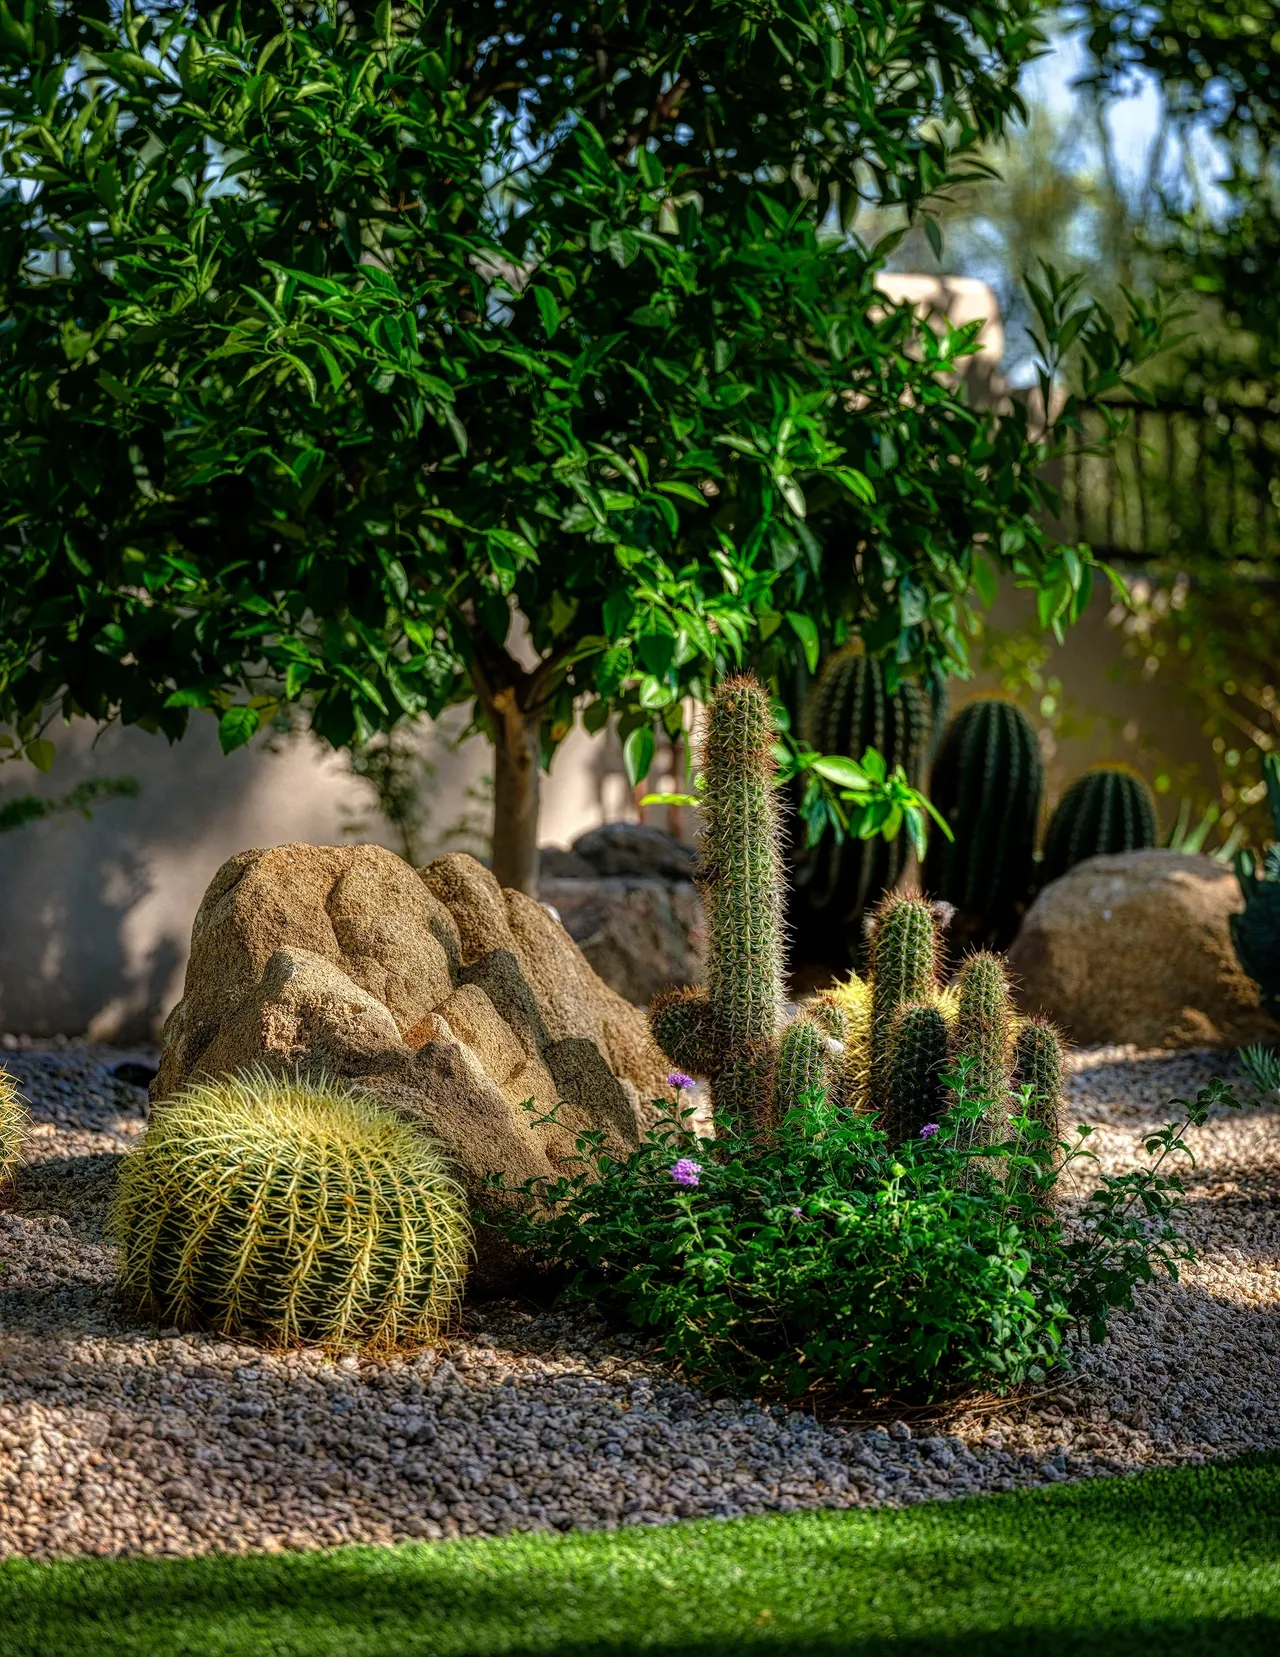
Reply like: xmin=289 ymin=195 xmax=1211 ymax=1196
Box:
xmin=26 ymin=739 xmax=55 ymax=774
xmin=785 ymin=611 xmax=820 ymax=674
xmin=533 ymin=286 xmax=562 ymax=340
xmin=639 ymin=791 xmax=699 ymax=808
xmin=812 ymin=755 xmax=872 ymax=791
xmin=218 ymin=706 xmax=261 ymax=754
xmin=623 ymin=724 xmax=655 ymax=787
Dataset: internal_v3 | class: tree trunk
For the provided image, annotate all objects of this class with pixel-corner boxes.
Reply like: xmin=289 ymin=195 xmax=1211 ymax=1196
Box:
xmin=489 ymin=688 xmax=543 ymax=898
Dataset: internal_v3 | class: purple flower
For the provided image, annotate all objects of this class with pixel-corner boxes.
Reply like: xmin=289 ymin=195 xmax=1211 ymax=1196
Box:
xmin=920 ymin=1123 xmax=940 ymax=1139
xmin=666 ymin=1072 xmax=696 ymax=1092
xmin=790 ymin=1206 xmax=803 ymax=1219
xmin=670 ymin=1158 xmax=702 ymax=1188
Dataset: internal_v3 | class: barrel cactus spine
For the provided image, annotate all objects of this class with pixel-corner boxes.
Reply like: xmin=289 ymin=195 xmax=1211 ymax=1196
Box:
xmin=1040 ymin=764 xmax=1159 ymax=888
xmin=0 ymin=1067 xmax=28 ymax=1190
xmin=924 ymin=697 xmax=1044 ymax=949
xmin=112 ymin=1068 xmax=472 ymax=1352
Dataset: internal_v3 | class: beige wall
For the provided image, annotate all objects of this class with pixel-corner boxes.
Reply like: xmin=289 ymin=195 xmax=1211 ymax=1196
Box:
xmin=0 ymin=708 xmax=644 ymax=1041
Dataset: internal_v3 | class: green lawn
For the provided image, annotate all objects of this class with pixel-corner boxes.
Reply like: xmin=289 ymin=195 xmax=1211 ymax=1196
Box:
xmin=4 ymin=1457 xmax=1279 ymax=1657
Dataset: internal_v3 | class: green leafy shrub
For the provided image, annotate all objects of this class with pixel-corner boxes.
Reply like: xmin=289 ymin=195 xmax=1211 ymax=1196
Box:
xmin=0 ymin=1066 xmax=28 ymax=1189
xmin=112 ymin=1069 xmax=472 ymax=1353
xmin=493 ymin=1074 xmax=1244 ymax=1404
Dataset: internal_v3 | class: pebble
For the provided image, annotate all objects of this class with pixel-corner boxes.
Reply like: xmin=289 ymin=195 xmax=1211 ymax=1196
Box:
xmin=0 ymin=1038 xmax=1276 ymax=1559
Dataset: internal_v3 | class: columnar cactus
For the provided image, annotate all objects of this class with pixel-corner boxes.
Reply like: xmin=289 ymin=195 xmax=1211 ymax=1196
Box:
xmin=1231 ymin=752 xmax=1280 ymax=1019
xmin=868 ymin=894 xmax=939 ymax=1107
xmin=796 ymin=647 xmax=934 ymax=932
xmin=1013 ymin=1016 xmax=1066 ymax=1166
xmin=884 ymin=1003 xmax=949 ymax=1145
xmin=924 ymin=697 xmax=1044 ymax=948
xmin=650 ymin=673 xmax=789 ymax=1136
xmin=774 ymin=1018 xmax=828 ymax=1117
xmin=0 ymin=1066 xmax=28 ymax=1190
xmin=1040 ymin=765 xmax=1158 ymax=887
xmin=953 ymin=951 xmax=1015 ymax=1131
xmin=112 ymin=1069 xmax=472 ymax=1352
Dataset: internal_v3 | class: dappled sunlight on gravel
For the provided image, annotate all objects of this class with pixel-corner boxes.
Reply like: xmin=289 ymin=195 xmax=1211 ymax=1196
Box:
xmin=0 ymin=1038 xmax=1276 ymax=1560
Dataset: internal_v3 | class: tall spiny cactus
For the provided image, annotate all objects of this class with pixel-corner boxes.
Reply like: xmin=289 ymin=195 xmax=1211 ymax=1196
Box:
xmin=650 ymin=674 xmax=789 ymax=1136
xmin=953 ymin=951 xmax=1014 ymax=1137
xmin=112 ymin=1069 xmax=472 ymax=1352
xmin=795 ymin=646 xmax=934 ymax=938
xmin=884 ymin=1003 xmax=949 ymax=1145
xmin=1039 ymin=765 xmax=1158 ymax=888
xmin=924 ymin=697 xmax=1044 ymax=949
xmin=868 ymin=895 xmax=937 ymax=1107
xmin=1231 ymin=752 xmax=1280 ymax=1019
xmin=0 ymin=1066 xmax=28 ymax=1190
xmin=1012 ymin=1016 xmax=1066 ymax=1170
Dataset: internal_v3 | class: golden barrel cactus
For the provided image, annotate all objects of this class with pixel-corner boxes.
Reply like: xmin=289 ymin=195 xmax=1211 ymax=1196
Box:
xmin=112 ymin=1069 xmax=472 ymax=1352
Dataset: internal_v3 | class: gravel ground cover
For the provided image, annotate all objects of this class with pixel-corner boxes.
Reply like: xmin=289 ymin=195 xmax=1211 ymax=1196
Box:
xmin=1 ymin=1037 xmax=1277 ymax=1560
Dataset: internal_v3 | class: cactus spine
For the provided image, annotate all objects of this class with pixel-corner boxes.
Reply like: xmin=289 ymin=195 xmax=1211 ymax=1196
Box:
xmin=796 ymin=647 xmax=934 ymax=934
xmin=924 ymin=697 xmax=1044 ymax=949
xmin=112 ymin=1069 xmax=472 ymax=1352
xmin=868 ymin=895 xmax=938 ymax=1107
xmin=1040 ymin=765 xmax=1158 ymax=887
xmin=884 ymin=1003 xmax=949 ymax=1145
xmin=0 ymin=1067 xmax=28 ymax=1190
xmin=1230 ymin=753 xmax=1280 ymax=1019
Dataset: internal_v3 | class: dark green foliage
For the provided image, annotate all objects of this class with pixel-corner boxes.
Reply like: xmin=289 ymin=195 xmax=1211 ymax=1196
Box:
xmin=1231 ymin=753 xmax=1280 ymax=1019
xmin=924 ymin=699 xmax=1044 ymax=948
xmin=0 ymin=4 xmax=1175 ymax=892
xmin=884 ymin=1004 xmax=949 ymax=1146
xmin=0 ymin=776 xmax=138 ymax=835
xmin=495 ymin=1078 xmax=1245 ymax=1403
xmin=1040 ymin=766 xmax=1159 ymax=888
xmin=954 ymin=952 xmax=1014 ymax=1135
xmin=794 ymin=648 xmax=934 ymax=942
xmin=868 ymin=895 xmax=938 ymax=1105
xmin=774 ymin=1019 xmax=827 ymax=1120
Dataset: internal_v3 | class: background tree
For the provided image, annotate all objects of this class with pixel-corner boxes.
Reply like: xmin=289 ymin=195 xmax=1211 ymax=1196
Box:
xmin=0 ymin=1 xmax=1168 ymax=894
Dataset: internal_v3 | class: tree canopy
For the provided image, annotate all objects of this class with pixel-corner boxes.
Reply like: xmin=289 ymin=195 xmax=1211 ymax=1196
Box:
xmin=0 ymin=2 xmax=1168 ymax=888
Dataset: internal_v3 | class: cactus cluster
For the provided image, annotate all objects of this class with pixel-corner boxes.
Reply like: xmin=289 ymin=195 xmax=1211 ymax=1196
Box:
xmin=1040 ymin=765 xmax=1158 ymax=888
xmin=650 ymin=674 xmax=1067 ymax=1161
xmin=794 ymin=646 xmax=935 ymax=939
xmin=1231 ymin=752 xmax=1280 ymax=1020
xmin=924 ymin=698 xmax=1044 ymax=949
xmin=112 ymin=1069 xmax=472 ymax=1352
xmin=923 ymin=697 xmax=1162 ymax=948
xmin=0 ymin=1066 xmax=28 ymax=1189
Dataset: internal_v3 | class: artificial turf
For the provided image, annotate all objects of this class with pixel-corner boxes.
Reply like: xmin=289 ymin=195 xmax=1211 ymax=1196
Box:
xmin=3 ymin=1455 xmax=1278 ymax=1657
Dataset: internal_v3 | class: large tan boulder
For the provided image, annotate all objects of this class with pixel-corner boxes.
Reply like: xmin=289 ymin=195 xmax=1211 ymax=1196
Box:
xmin=1008 ymin=849 xmax=1280 ymax=1049
xmin=153 ymin=844 xmax=671 ymax=1289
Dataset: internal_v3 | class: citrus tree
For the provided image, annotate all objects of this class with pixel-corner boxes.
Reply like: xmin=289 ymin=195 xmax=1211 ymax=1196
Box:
xmin=0 ymin=2 xmax=1167 ymax=892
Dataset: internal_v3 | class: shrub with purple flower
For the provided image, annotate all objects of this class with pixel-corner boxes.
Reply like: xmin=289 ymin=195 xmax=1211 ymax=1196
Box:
xmin=666 ymin=1072 xmax=696 ymax=1093
xmin=920 ymin=1123 xmax=940 ymax=1139
xmin=670 ymin=1158 xmax=702 ymax=1188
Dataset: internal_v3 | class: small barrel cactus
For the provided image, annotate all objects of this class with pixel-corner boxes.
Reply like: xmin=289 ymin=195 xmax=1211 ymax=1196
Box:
xmin=868 ymin=894 xmax=938 ymax=1108
xmin=884 ymin=1003 xmax=949 ymax=1145
xmin=1231 ymin=752 xmax=1280 ymax=1020
xmin=112 ymin=1069 xmax=472 ymax=1352
xmin=1013 ymin=1016 xmax=1066 ymax=1167
xmin=924 ymin=697 xmax=1044 ymax=948
xmin=0 ymin=1066 xmax=29 ymax=1189
xmin=1040 ymin=765 xmax=1158 ymax=888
